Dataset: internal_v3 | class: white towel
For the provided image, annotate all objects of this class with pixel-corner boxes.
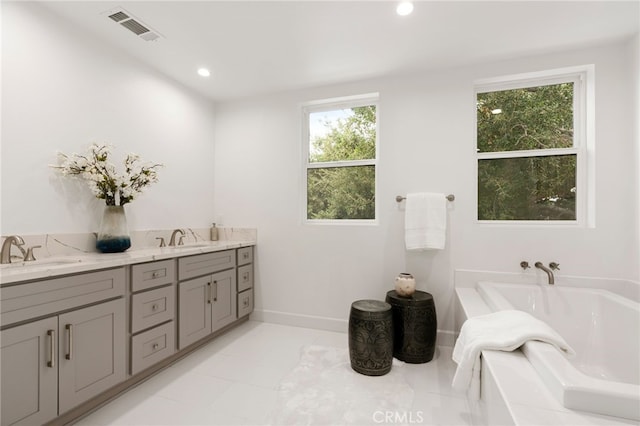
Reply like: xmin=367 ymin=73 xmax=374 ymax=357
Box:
xmin=451 ymin=310 xmax=575 ymax=397
xmin=404 ymin=192 xmax=447 ymax=251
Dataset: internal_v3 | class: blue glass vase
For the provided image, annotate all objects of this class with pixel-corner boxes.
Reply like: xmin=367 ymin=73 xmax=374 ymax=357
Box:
xmin=96 ymin=205 xmax=131 ymax=253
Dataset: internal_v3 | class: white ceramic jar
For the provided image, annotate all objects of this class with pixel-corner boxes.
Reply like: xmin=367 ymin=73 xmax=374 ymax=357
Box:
xmin=394 ymin=272 xmax=416 ymax=297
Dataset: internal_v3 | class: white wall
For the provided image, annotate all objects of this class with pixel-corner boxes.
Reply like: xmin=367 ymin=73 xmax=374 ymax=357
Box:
xmin=214 ymin=39 xmax=639 ymax=335
xmin=632 ymin=33 xmax=640 ymax=282
xmin=1 ymin=2 xmax=217 ymax=235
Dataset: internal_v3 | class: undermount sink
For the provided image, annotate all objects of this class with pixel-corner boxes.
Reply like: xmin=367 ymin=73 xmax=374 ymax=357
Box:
xmin=0 ymin=257 xmax=83 ymax=269
xmin=166 ymin=243 xmax=210 ymax=249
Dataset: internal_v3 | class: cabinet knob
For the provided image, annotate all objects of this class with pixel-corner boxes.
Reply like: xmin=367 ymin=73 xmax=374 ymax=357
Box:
xmin=152 ymin=271 xmax=159 ymax=278
xmin=243 ymin=253 xmax=249 ymax=259
xmin=152 ymin=343 xmax=159 ymax=351
xmin=151 ymin=304 xmax=158 ymax=311
xmin=243 ymin=272 xmax=249 ymax=281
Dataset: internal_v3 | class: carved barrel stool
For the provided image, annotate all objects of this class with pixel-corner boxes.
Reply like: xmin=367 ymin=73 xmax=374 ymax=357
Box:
xmin=348 ymin=300 xmax=394 ymax=376
xmin=385 ymin=290 xmax=437 ymax=363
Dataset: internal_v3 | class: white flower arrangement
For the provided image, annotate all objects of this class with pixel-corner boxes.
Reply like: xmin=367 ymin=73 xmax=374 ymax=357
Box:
xmin=53 ymin=143 xmax=162 ymax=206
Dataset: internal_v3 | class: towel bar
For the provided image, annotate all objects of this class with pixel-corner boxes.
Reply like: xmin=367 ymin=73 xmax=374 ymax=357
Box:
xmin=396 ymin=194 xmax=455 ymax=203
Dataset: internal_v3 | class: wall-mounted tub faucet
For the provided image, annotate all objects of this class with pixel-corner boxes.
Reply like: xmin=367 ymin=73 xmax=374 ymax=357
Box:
xmin=535 ymin=261 xmax=555 ymax=285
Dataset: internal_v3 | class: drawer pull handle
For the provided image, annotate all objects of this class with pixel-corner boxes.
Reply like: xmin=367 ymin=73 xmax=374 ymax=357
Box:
xmin=243 ymin=272 xmax=249 ymax=281
xmin=207 ymin=282 xmax=212 ymax=304
xmin=243 ymin=298 xmax=250 ymax=308
xmin=152 ymin=304 xmax=158 ymax=311
xmin=152 ymin=343 xmax=159 ymax=350
xmin=47 ymin=330 xmax=56 ymax=368
xmin=243 ymin=253 xmax=249 ymax=259
xmin=214 ymin=281 xmax=218 ymax=302
xmin=65 ymin=324 xmax=73 ymax=360
xmin=152 ymin=271 xmax=158 ymax=278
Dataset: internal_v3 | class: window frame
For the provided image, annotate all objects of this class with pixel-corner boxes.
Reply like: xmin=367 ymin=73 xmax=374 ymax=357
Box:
xmin=301 ymin=93 xmax=380 ymax=225
xmin=474 ymin=65 xmax=595 ymax=227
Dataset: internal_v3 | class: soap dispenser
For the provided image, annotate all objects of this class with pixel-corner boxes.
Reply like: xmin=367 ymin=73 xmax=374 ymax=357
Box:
xmin=210 ymin=223 xmax=219 ymax=241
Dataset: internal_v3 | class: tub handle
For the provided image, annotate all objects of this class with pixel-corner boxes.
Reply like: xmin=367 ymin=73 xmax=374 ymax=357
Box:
xmin=549 ymin=262 xmax=560 ymax=270
xmin=519 ymin=261 xmax=530 ymax=270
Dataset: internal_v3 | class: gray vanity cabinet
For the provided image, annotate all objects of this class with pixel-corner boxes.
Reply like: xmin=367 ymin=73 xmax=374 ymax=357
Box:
xmin=1 ymin=317 xmax=58 ymax=426
xmin=0 ymin=268 xmax=126 ymax=425
xmin=130 ymin=260 xmax=176 ymax=375
xmin=1 ymin=245 xmax=255 ymax=425
xmin=237 ymin=247 xmax=254 ymax=318
xmin=178 ymin=251 xmax=237 ymax=349
xmin=0 ymin=298 xmax=125 ymax=425
xmin=178 ymin=269 xmax=236 ymax=349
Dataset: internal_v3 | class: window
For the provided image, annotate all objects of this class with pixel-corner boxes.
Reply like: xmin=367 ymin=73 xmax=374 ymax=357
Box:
xmin=475 ymin=66 xmax=594 ymax=225
xmin=303 ymin=94 xmax=379 ymax=223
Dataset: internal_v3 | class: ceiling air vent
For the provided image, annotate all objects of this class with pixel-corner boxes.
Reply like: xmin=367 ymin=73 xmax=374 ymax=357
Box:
xmin=105 ymin=7 xmax=162 ymax=42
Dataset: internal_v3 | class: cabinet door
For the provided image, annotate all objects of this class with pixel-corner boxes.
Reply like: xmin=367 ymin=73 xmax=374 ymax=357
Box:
xmin=178 ymin=275 xmax=212 ymax=349
xmin=58 ymin=298 xmax=126 ymax=414
xmin=211 ymin=269 xmax=237 ymax=332
xmin=1 ymin=317 xmax=58 ymax=426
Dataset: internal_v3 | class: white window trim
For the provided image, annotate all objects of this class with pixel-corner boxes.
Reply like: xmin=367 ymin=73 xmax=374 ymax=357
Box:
xmin=474 ymin=65 xmax=595 ymax=228
xmin=301 ymin=93 xmax=380 ymax=225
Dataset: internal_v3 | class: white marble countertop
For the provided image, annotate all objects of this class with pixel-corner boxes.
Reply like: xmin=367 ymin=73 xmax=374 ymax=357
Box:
xmin=0 ymin=240 xmax=256 ymax=285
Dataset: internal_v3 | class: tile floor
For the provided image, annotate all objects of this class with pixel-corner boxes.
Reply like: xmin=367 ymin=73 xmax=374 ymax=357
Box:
xmin=75 ymin=321 xmax=473 ymax=426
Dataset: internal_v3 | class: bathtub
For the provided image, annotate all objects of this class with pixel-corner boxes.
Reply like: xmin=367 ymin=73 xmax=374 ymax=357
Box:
xmin=477 ymin=281 xmax=640 ymax=421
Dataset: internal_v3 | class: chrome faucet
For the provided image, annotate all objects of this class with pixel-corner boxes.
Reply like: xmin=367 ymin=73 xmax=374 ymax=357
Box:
xmin=1 ymin=235 xmax=26 ymax=264
xmin=168 ymin=229 xmax=185 ymax=246
xmin=535 ymin=261 xmax=555 ymax=285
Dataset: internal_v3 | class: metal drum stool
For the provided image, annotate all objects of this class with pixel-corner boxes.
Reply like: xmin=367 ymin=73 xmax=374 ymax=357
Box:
xmin=348 ymin=300 xmax=394 ymax=376
xmin=385 ymin=290 xmax=437 ymax=363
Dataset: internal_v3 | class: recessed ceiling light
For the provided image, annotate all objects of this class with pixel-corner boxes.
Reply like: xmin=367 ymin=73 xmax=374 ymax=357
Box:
xmin=396 ymin=1 xmax=414 ymax=16
xmin=197 ymin=68 xmax=211 ymax=77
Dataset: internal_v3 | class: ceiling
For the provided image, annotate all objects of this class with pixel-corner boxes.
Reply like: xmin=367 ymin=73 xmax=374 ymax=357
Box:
xmin=39 ymin=1 xmax=640 ymax=102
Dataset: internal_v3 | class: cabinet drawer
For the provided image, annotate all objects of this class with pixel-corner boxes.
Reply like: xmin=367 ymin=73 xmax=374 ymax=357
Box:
xmin=131 ymin=286 xmax=175 ymax=334
xmin=0 ymin=268 xmax=125 ymax=326
xmin=237 ymin=264 xmax=253 ymax=292
xmin=238 ymin=289 xmax=253 ymax=318
xmin=237 ymin=247 xmax=253 ymax=266
xmin=131 ymin=322 xmax=175 ymax=375
xmin=178 ymin=250 xmax=235 ymax=281
xmin=131 ymin=260 xmax=175 ymax=292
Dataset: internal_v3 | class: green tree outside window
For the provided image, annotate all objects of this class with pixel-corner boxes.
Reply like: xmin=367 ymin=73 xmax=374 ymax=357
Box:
xmin=306 ymin=105 xmax=377 ymax=220
xmin=477 ymin=82 xmax=577 ymax=221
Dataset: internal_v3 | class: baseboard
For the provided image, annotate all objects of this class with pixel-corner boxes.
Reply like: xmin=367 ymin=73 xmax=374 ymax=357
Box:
xmin=252 ymin=309 xmax=348 ymax=333
xmin=437 ymin=329 xmax=457 ymax=347
xmin=252 ymin=309 xmax=456 ymax=347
